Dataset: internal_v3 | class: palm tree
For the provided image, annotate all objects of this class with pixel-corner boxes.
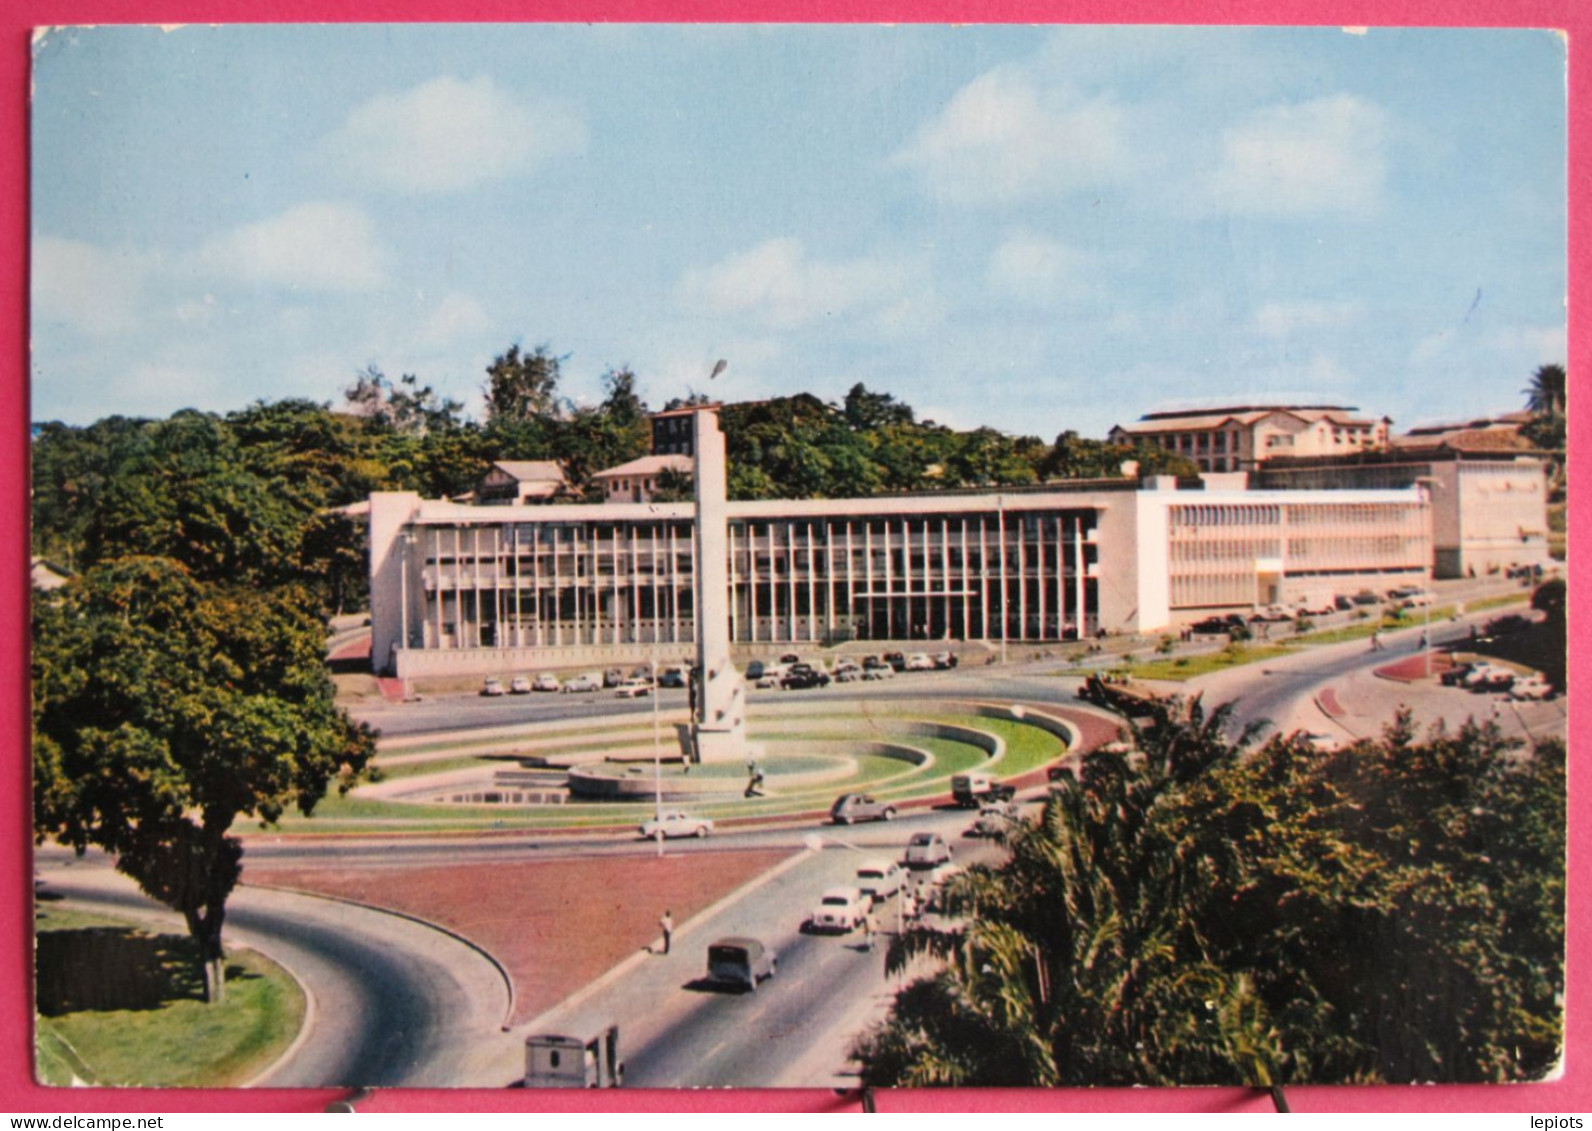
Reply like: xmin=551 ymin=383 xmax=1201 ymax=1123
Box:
xmin=1523 ymin=363 xmax=1566 ymax=418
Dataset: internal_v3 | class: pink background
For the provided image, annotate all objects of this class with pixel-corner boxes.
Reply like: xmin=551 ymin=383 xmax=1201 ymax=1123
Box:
xmin=3 ymin=0 xmax=1586 ymax=1113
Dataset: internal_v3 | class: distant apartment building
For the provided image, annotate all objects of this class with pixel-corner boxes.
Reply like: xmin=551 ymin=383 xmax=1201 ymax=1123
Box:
xmin=1109 ymin=404 xmax=1391 ymax=472
xmin=366 ymin=476 xmax=1430 ymax=678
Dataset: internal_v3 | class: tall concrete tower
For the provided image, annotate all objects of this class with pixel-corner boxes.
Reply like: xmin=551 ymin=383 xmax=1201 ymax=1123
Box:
xmin=690 ymin=406 xmax=749 ymax=763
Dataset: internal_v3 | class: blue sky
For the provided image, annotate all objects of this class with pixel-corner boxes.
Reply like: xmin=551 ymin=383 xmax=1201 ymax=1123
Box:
xmin=30 ymin=23 xmax=1566 ymax=440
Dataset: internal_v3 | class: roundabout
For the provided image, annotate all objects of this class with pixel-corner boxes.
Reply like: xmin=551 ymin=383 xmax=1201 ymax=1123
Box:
xmin=275 ymin=692 xmax=1118 ymax=837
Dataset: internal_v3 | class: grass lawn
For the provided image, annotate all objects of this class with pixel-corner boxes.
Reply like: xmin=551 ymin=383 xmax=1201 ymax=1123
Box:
xmin=1124 ymin=644 xmax=1298 ymax=681
xmin=34 ymin=903 xmax=304 ymax=1087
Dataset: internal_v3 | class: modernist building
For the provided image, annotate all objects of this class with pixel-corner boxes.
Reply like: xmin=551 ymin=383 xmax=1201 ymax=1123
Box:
xmin=1109 ymin=404 xmax=1391 ymax=473
xmin=1255 ymin=453 xmax=1553 ymax=579
xmin=367 ymin=477 xmax=1431 ymax=678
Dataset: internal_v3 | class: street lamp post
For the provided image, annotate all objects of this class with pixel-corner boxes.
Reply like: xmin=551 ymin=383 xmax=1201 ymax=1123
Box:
xmin=652 ymin=650 xmax=664 ymax=858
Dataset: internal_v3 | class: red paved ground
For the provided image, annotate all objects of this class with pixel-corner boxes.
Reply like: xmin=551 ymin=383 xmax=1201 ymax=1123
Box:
xmin=244 ymin=848 xmax=791 ymax=1025
xmin=1374 ymin=652 xmax=1454 ymax=683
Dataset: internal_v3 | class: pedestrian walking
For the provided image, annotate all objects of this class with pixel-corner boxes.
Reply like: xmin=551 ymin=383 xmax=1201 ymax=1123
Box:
xmin=659 ymin=909 xmax=674 ymax=955
xmin=862 ymin=910 xmax=875 ymax=952
xmin=1416 ymin=631 xmax=1428 ymax=651
xmin=1370 ymin=630 xmax=1383 ymax=652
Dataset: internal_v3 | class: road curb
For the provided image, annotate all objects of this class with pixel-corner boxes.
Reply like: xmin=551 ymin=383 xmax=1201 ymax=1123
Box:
xmin=240 ymin=881 xmax=518 ymax=1032
xmin=242 ymin=946 xmax=318 ymax=1088
xmin=516 ymin=845 xmax=815 ymax=1039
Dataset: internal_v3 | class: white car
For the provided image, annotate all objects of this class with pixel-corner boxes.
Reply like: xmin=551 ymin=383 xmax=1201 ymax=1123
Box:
xmin=905 ymin=653 xmax=935 ymax=671
xmin=967 ymin=801 xmax=1021 ymax=838
xmin=508 ymin=675 xmax=532 ymax=694
xmin=639 ymin=810 xmax=713 ymax=839
xmin=1510 ymin=674 xmax=1555 ymax=700
xmin=921 ymin=862 xmax=965 ymax=914
xmin=480 ymin=677 xmax=506 ymax=697
xmin=832 ymin=662 xmax=863 ymax=683
xmin=903 ymin=831 xmax=954 ymax=869
xmin=807 ymin=886 xmax=869 ymax=933
xmin=614 ymin=678 xmax=653 ymax=698
xmin=561 ymin=673 xmax=602 ymax=693
xmin=532 ymin=672 xmax=561 ymax=692
xmin=855 ymin=859 xmax=905 ymax=904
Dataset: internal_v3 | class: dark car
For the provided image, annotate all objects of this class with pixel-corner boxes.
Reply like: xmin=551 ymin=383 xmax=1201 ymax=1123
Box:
xmin=830 ymin=793 xmax=896 ymax=825
xmin=657 ymin=667 xmax=688 ymax=689
xmin=883 ymin=651 xmax=907 ymax=672
xmin=706 ymin=937 xmax=777 ymax=992
xmin=782 ymin=664 xmax=831 ymax=690
xmin=1190 ymin=614 xmax=1246 ymax=634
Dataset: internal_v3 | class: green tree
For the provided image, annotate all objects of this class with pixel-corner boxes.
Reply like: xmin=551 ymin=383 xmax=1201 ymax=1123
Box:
xmin=32 ymin=558 xmax=374 ymax=1002
xmin=856 ymin=701 xmax=1564 ymax=1086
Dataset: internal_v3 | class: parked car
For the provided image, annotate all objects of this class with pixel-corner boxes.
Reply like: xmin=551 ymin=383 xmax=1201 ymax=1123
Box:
xmin=532 ymin=672 xmax=561 ymax=692
xmin=480 ymin=676 xmax=506 ymax=697
xmin=639 ymin=810 xmax=713 ymax=839
xmin=1461 ymin=663 xmax=1514 ymax=692
xmin=1440 ymin=662 xmax=1477 ymax=687
xmin=931 ymin=651 xmax=959 ymax=669
xmin=861 ymin=657 xmax=893 ymax=679
xmin=603 ymin=668 xmax=626 ymax=688
xmin=657 ymin=667 xmax=688 ymax=689
xmin=905 ymin=653 xmax=936 ymax=671
xmin=782 ymin=663 xmax=831 ymax=690
xmin=705 ymin=936 xmax=777 ymax=992
xmin=807 ymin=887 xmax=869 ymax=933
xmin=951 ymin=772 xmax=1016 ymax=809
xmin=833 ymin=661 xmax=864 ymax=683
xmin=1190 ymin=614 xmax=1247 ymax=634
xmin=1399 ymin=590 xmax=1436 ymax=609
xmin=1334 ymin=594 xmax=1355 ymax=611
xmin=754 ymin=664 xmax=790 ymax=688
xmin=1510 ymin=674 xmax=1555 ymax=700
xmin=1351 ymin=590 xmax=1382 ymax=606
xmin=903 ymin=831 xmax=954 ymax=869
xmin=562 ymin=672 xmax=602 ymax=693
xmin=883 ymin=651 xmax=907 ymax=672
xmin=744 ymin=660 xmax=768 ymax=682
xmin=509 ymin=675 xmax=533 ymax=694
xmin=778 ymin=652 xmax=802 ymax=665
xmin=829 ymin=793 xmax=896 ymax=825
xmin=967 ymin=801 xmax=1021 ymax=838
xmin=855 ymin=859 xmax=905 ymax=904
xmin=614 ymin=678 xmax=653 ymax=698
xmin=1249 ymin=604 xmax=1293 ymax=623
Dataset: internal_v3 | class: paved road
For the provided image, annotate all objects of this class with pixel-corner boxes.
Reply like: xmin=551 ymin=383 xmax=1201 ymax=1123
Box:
xmin=495 ymin=806 xmax=1009 ymax=1088
xmin=35 ymin=856 xmax=510 ymax=1088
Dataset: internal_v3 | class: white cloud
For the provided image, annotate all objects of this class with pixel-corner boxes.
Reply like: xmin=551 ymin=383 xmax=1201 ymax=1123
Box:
xmin=1209 ymin=94 xmax=1387 ymax=216
xmin=32 ymin=237 xmax=148 ymax=336
xmin=1250 ymin=299 xmax=1364 ymax=338
xmin=325 ymin=76 xmax=586 ymax=194
xmin=197 ymin=202 xmax=389 ymax=293
xmin=893 ymin=69 xmax=1132 ymax=205
xmin=678 ymin=238 xmax=914 ymax=329
xmin=414 ymin=292 xmax=491 ymax=348
xmin=1486 ymin=322 xmax=1567 ymax=361
xmin=987 ymin=231 xmax=1092 ymax=303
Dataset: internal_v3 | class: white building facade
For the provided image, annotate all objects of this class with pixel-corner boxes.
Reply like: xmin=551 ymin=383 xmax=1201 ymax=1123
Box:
xmin=368 ymin=479 xmax=1431 ymax=678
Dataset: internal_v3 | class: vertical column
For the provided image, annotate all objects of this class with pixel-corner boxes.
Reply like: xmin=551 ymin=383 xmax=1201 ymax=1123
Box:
xmin=960 ymin=518 xmax=971 ymax=641
xmin=692 ymin=407 xmax=747 ymax=761
xmin=824 ymin=521 xmax=835 ymax=641
xmin=1074 ymin=516 xmax=1086 ymax=637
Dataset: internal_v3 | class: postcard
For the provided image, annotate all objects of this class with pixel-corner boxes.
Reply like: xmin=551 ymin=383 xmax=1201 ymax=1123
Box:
xmin=29 ymin=23 xmax=1567 ymax=1090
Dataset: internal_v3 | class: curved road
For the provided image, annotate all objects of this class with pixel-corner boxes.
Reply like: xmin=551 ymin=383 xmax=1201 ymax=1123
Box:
xmin=35 ymin=856 xmax=509 ymax=1088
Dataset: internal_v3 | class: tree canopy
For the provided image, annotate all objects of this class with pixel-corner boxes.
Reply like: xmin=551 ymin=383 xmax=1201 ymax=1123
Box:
xmin=855 ymin=699 xmax=1564 ymax=1086
xmin=33 ymin=557 xmax=375 ymax=1000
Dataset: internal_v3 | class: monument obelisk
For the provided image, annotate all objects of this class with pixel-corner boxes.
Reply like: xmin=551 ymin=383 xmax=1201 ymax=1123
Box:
xmin=689 ymin=405 xmax=750 ymax=763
